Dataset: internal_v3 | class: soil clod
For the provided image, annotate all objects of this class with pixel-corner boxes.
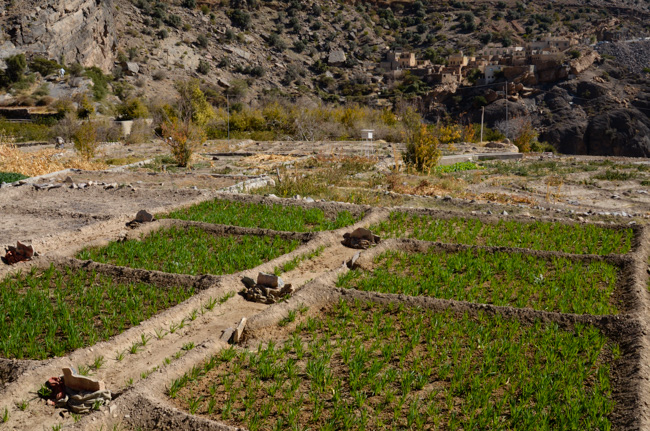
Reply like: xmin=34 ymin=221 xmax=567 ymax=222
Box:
xmin=2 ymin=241 xmax=34 ymax=265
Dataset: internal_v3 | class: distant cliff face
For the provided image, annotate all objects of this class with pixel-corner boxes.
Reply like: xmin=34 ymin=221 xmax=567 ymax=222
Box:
xmin=4 ymin=0 xmax=115 ymax=71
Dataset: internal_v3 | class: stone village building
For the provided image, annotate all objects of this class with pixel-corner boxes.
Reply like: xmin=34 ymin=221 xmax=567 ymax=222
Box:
xmin=379 ymin=35 xmax=579 ymax=85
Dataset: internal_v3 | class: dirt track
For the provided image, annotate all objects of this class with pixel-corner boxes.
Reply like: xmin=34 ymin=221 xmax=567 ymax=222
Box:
xmin=0 ymin=168 xmax=649 ymax=430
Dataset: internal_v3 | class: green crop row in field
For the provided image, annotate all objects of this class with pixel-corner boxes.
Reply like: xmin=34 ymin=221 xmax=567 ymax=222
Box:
xmin=0 ymin=171 xmax=29 ymax=183
xmin=78 ymin=226 xmax=300 ymax=275
xmin=161 ymin=199 xmax=359 ymax=232
xmin=172 ymin=300 xmax=617 ymax=430
xmin=373 ymin=212 xmax=633 ymax=255
xmin=0 ymin=265 xmax=194 ymax=359
xmin=337 ymin=249 xmax=619 ymax=315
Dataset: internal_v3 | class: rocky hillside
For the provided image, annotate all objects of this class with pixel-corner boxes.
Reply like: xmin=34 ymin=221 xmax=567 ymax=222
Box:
xmin=0 ymin=0 xmax=115 ymax=70
xmin=0 ymin=0 xmax=649 ymax=155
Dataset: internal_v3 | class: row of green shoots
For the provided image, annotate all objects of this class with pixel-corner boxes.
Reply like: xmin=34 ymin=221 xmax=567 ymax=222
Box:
xmin=372 ymin=212 xmax=633 ymax=255
xmin=171 ymin=300 xmax=617 ymax=430
xmin=338 ymin=249 xmax=619 ymax=315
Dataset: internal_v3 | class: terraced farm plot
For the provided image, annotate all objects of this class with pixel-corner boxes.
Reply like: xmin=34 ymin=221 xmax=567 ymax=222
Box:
xmin=162 ymin=199 xmax=359 ymax=232
xmin=78 ymin=226 xmax=300 ymax=275
xmin=338 ymin=249 xmax=620 ymax=315
xmin=0 ymin=265 xmax=194 ymax=359
xmin=171 ymin=300 xmax=618 ymax=430
xmin=373 ymin=212 xmax=634 ymax=255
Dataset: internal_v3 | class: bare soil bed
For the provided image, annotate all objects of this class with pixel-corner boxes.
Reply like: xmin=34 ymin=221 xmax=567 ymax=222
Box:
xmin=0 ymin=181 xmax=212 ymax=252
xmin=51 ymin=170 xmax=243 ymax=191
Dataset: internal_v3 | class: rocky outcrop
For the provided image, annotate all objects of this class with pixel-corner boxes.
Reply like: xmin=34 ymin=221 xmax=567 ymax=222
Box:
xmin=3 ymin=0 xmax=115 ymax=71
xmin=542 ymin=122 xmax=588 ymax=154
xmin=537 ymin=85 xmax=650 ymax=157
xmin=632 ymin=91 xmax=650 ymax=118
xmin=536 ymin=61 xmax=569 ymax=83
xmin=538 ymin=88 xmax=588 ymax=154
xmin=584 ymin=108 xmax=650 ymax=157
xmin=569 ymin=50 xmax=600 ymax=75
xmin=475 ymin=99 xmax=530 ymax=127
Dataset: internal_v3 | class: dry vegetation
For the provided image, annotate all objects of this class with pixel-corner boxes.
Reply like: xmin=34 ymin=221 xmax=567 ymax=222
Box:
xmin=0 ymin=143 xmax=106 ymax=177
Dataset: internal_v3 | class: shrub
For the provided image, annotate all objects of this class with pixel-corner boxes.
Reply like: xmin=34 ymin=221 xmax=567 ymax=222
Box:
xmin=72 ymin=121 xmax=98 ymax=160
xmin=66 ymin=63 xmax=85 ymax=78
xmin=157 ymin=29 xmax=168 ymax=39
xmin=248 ymin=65 xmax=265 ymax=77
xmin=5 ymin=54 xmax=27 ymax=83
xmin=432 ymin=123 xmax=463 ymax=145
xmin=152 ymin=69 xmax=167 ymax=80
xmin=112 ymin=81 xmax=134 ymax=101
xmin=75 ymin=94 xmax=95 ymax=119
xmin=568 ymin=49 xmax=581 ymax=59
xmin=268 ymin=33 xmax=287 ymax=51
xmin=32 ymin=83 xmax=50 ymax=97
xmin=224 ymin=79 xmax=248 ymax=100
xmin=94 ymin=118 xmax=123 ymax=142
xmin=230 ymin=9 xmax=251 ymax=29
xmin=292 ymin=40 xmax=306 ymax=53
xmin=84 ymin=67 xmax=111 ymax=100
xmin=495 ymin=117 xmax=538 ymax=152
xmin=166 ymin=14 xmax=182 ymax=28
xmin=125 ymin=119 xmax=154 ymax=145
xmin=197 ymin=60 xmax=210 ymax=75
xmin=197 ymin=34 xmax=209 ymax=48
xmin=473 ymin=95 xmax=488 ymax=108
xmin=160 ymin=119 xmax=205 ymax=167
xmin=404 ymin=124 xmax=441 ymax=173
xmin=117 ymin=50 xmax=128 ymax=63
xmin=116 ymin=98 xmax=150 ymax=120
xmin=29 ymin=57 xmax=63 ymax=77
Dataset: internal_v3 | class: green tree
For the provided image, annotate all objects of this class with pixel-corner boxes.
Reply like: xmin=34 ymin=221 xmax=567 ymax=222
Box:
xmin=174 ymin=80 xmax=215 ymax=126
xmin=5 ymin=54 xmax=27 ymax=82
xmin=116 ymin=98 xmax=150 ymax=120
xmin=72 ymin=120 xmax=98 ymax=160
xmin=404 ymin=124 xmax=441 ymax=174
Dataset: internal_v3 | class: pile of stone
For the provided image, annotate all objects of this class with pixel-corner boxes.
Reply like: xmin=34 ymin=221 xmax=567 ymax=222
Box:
xmin=63 ymin=176 xmax=91 ymax=190
xmin=342 ymin=227 xmax=380 ymax=249
xmin=242 ymin=272 xmax=294 ymax=304
xmin=44 ymin=367 xmax=111 ymax=414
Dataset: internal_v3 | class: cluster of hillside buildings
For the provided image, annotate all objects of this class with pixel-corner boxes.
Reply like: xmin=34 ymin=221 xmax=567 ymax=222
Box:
xmin=380 ymin=35 xmax=583 ymax=85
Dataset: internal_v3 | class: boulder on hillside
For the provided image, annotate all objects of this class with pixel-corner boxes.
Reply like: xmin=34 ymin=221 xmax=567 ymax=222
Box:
xmin=328 ymin=49 xmax=346 ymax=66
